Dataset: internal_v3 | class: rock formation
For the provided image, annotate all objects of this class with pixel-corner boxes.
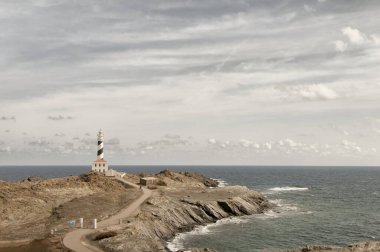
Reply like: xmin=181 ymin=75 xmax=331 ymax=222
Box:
xmin=281 ymin=241 xmax=380 ymax=252
xmin=97 ymin=171 xmax=272 ymax=252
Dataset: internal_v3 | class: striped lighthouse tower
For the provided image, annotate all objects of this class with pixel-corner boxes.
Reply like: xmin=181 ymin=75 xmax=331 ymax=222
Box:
xmin=92 ymin=129 xmax=109 ymax=173
xmin=97 ymin=129 xmax=104 ymax=160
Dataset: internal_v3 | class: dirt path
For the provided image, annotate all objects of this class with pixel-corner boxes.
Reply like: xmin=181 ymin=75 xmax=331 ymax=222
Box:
xmin=63 ymin=177 xmax=152 ymax=252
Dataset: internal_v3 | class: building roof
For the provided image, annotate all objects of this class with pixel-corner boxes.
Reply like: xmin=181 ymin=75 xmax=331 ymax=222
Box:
xmin=93 ymin=159 xmax=107 ymax=163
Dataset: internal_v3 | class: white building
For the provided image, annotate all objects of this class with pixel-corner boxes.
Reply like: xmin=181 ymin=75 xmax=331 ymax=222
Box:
xmin=92 ymin=129 xmax=109 ymax=173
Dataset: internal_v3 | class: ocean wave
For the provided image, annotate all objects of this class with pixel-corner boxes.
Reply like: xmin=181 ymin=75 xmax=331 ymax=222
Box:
xmin=211 ymin=178 xmax=228 ymax=187
xmin=166 ymin=216 xmax=248 ymax=251
xmin=167 ymin=198 xmax=310 ymax=250
xmin=167 ymin=225 xmax=210 ymax=251
xmin=268 ymin=186 xmax=309 ymax=192
xmin=254 ymin=199 xmax=312 ymax=220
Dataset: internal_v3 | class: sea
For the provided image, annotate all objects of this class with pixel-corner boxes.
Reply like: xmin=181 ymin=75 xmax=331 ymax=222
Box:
xmin=1 ymin=165 xmax=380 ymax=252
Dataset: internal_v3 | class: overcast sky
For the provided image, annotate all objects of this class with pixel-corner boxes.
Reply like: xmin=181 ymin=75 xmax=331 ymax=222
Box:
xmin=1 ymin=0 xmax=380 ymax=165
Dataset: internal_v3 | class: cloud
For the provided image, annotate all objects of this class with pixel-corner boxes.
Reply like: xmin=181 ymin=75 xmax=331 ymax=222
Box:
xmin=334 ymin=40 xmax=348 ymax=52
xmin=48 ymin=115 xmax=74 ymax=121
xmin=341 ymin=140 xmax=361 ymax=152
xmin=1 ymin=116 xmax=16 ymax=121
xmin=126 ymin=134 xmax=192 ymax=156
xmin=106 ymin=138 xmax=120 ymax=145
xmin=304 ymin=4 xmax=315 ymax=13
xmin=370 ymin=35 xmax=380 ymax=45
xmin=54 ymin=133 xmax=65 ymax=137
xmin=203 ymin=136 xmax=376 ymax=160
xmin=335 ymin=26 xmax=379 ymax=51
xmin=285 ymin=84 xmax=339 ymax=101
xmin=0 ymin=1 xmax=379 ymax=165
xmin=0 ymin=146 xmax=11 ymax=153
xmin=240 ymin=139 xmax=253 ymax=148
xmin=28 ymin=139 xmax=50 ymax=147
xmin=208 ymin=138 xmax=217 ymax=144
xmin=342 ymin=27 xmax=368 ymax=45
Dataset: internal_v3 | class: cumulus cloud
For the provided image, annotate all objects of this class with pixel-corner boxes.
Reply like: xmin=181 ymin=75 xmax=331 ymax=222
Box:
xmin=48 ymin=115 xmax=74 ymax=121
xmin=126 ymin=134 xmax=192 ymax=156
xmin=342 ymin=27 xmax=368 ymax=45
xmin=304 ymin=4 xmax=315 ymax=13
xmin=370 ymin=35 xmax=380 ymax=45
xmin=208 ymin=138 xmax=217 ymax=144
xmin=203 ymin=136 xmax=376 ymax=160
xmin=28 ymin=139 xmax=50 ymax=147
xmin=0 ymin=146 xmax=11 ymax=153
xmin=285 ymin=84 xmax=339 ymax=101
xmin=106 ymin=138 xmax=120 ymax=145
xmin=335 ymin=26 xmax=379 ymax=52
xmin=335 ymin=40 xmax=348 ymax=52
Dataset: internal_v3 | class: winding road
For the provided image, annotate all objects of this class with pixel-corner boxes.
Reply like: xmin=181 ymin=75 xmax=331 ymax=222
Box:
xmin=62 ymin=177 xmax=152 ymax=252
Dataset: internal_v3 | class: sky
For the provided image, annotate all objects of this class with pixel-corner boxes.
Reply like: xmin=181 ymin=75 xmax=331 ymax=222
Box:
xmin=1 ymin=0 xmax=380 ymax=165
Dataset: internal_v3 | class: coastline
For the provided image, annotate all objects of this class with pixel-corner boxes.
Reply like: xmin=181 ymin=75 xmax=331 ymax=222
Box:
xmin=2 ymin=168 xmax=378 ymax=252
xmin=0 ymin=170 xmax=271 ymax=252
xmin=97 ymin=170 xmax=272 ymax=252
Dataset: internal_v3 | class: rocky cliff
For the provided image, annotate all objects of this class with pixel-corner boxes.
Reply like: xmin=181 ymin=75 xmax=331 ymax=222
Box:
xmin=96 ymin=170 xmax=272 ymax=252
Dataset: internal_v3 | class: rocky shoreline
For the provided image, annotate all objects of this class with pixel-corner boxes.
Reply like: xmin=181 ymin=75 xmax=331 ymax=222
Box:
xmin=278 ymin=241 xmax=380 ymax=252
xmin=93 ymin=170 xmax=272 ymax=252
xmin=2 ymin=170 xmax=378 ymax=252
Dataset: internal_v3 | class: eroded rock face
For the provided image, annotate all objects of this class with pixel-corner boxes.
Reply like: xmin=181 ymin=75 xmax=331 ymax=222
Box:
xmin=281 ymin=241 xmax=380 ymax=252
xmin=100 ymin=184 xmax=271 ymax=252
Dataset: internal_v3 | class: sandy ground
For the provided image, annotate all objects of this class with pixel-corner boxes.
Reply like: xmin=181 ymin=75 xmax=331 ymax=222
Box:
xmin=62 ymin=178 xmax=152 ymax=252
xmin=0 ymin=173 xmax=142 ymax=251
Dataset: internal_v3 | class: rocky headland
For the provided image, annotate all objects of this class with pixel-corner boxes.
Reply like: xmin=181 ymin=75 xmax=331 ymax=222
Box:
xmin=3 ymin=170 xmax=376 ymax=252
xmin=0 ymin=169 xmax=272 ymax=252
xmin=93 ymin=170 xmax=272 ymax=252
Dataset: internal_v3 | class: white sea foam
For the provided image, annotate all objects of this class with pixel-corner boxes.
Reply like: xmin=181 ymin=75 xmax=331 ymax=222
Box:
xmin=211 ymin=178 xmax=228 ymax=187
xmin=254 ymin=199 xmax=312 ymax=220
xmin=167 ymin=199 xmax=313 ymax=250
xmin=166 ymin=216 xmax=248 ymax=251
xmin=254 ymin=209 xmax=282 ymax=219
xmin=268 ymin=186 xmax=309 ymax=192
xmin=167 ymin=225 xmax=211 ymax=251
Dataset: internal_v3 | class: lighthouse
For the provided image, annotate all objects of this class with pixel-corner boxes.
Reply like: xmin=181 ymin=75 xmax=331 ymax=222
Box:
xmin=91 ymin=129 xmax=109 ymax=173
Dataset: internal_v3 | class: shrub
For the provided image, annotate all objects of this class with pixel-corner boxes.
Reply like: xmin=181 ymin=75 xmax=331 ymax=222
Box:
xmin=93 ymin=231 xmax=117 ymax=241
xmin=156 ymin=180 xmax=167 ymax=186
